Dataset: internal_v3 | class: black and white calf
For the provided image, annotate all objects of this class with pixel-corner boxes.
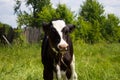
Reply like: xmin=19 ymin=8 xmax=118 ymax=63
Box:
xmin=41 ymin=20 xmax=77 ymax=80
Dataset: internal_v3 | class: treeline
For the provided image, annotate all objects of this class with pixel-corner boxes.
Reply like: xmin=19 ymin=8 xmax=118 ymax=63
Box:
xmin=6 ymin=0 xmax=120 ymax=44
xmin=75 ymin=0 xmax=120 ymax=43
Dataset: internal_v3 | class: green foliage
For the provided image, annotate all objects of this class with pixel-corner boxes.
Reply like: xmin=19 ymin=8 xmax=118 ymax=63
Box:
xmin=38 ymin=5 xmax=56 ymax=23
xmin=0 ymin=22 xmax=3 ymax=28
xmin=17 ymin=11 xmax=33 ymax=28
xmin=80 ymin=0 xmax=104 ymax=23
xmin=103 ymin=14 xmax=120 ymax=42
xmin=14 ymin=0 xmax=120 ymax=43
xmin=76 ymin=16 xmax=92 ymax=42
xmin=14 ymin=0 xmax=50 ymax=27
xmin=0 ymin=22 xmax=12 ymax=35
xmin=56 ymin=4 xmax=75 ymax=24
xmin=77 ymin=0 xmax=120 ymax=43
xmin=38 ymin=4 xmax=75 ymax=26
xmin=77 ymin=0 xmax=105 ymax=43
xmin=26 ymin=0 xmax=50 ymax=12
xmin=0 ymin=22 xmax=14 ymax=44
xmin=76 ymin=17 xmax=103 ymax=43
xmin=13 ymin=29 xmax=24 ymax=45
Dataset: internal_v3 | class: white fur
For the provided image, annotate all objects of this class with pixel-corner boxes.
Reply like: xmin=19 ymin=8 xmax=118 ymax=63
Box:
xmin=52 ymin=20 xmax=66 ymax=32
xmin=52 ymin=20 xmax=68 ymax=48
xmin=56 ymin=65 xmax=61 ymax=80
xmin=55 ymin=65 xmax=67 ymax=80
xmin=70 ymin=55 xmax=78 ymax=80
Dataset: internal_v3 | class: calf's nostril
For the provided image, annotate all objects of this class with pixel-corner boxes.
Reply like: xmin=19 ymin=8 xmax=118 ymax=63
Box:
xmin=58 ymin=44 xmax=68 ymax=50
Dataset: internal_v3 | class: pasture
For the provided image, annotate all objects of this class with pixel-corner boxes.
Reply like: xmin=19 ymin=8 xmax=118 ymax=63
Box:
xmin=0 ymin=42 xmax=120 ymax=80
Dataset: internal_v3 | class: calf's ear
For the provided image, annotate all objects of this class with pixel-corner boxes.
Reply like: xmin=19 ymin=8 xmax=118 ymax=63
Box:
xmin=67 ymin=24 xmax=76 ymax=33
xmin=42 ymin=22 xmax=49 ymax=33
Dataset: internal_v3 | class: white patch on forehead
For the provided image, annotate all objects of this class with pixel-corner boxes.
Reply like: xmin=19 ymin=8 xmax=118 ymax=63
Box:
xmin=52 ymin=20 xmax=66 ymax=31
xmin=52 ymin=20 xmax=68 ymax=49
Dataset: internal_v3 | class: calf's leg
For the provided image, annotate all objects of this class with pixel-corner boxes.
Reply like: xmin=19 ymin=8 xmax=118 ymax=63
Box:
xmin=43 ymin=66 xmax=53 ymax=80
xmin=69 ymin=55 xmax=77 ymax=80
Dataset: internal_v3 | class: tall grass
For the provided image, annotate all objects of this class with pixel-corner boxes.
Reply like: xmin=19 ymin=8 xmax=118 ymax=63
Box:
xmin=0 ymin=42 xmax=120 ymax=80
xmin=74 ymin=42 xmax=120 ymax=80
xmin=0 ymin=44 xmax=43 ymax=80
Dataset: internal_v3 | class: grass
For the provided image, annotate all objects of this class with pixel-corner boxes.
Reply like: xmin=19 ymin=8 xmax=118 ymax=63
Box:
xmin=0 ymin=42 xmax=120 ymax=80
xmin=74 ymin=42 xmax=120 ymax=80
xmin=0 ymin=44 xmax=43 ymax=80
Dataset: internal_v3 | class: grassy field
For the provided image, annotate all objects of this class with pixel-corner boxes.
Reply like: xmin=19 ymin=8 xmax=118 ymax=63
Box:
xmin=0 ymin=42 xmax=120 ymax=80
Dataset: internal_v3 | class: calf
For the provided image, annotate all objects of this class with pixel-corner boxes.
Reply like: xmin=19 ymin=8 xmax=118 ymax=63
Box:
xmin=41 ymin=20 xmax=77 ymax=80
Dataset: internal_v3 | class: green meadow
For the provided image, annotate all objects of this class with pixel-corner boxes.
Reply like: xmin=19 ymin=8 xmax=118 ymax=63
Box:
xmin=0 ymin=42 xmax=120 ymax=80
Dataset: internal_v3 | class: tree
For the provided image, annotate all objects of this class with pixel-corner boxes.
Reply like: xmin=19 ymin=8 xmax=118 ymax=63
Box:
xmin=38 ymin=5 xmax=57 ymax=23
xmin=76 ymin=16 xmax=92 ymax=42
xmin=16 ymin=11 xmax=33 ymax=28
xmin=104 ymin=14 xmax=120 ymax=42
xmin=14 ymin=0 xmax=50 ymax=28
xmin=56 ymin=4 xmax=75 ymax=24
xmin=80 ymin=0 xmax=104 ymax=23
xmin=77 ymin=0 xmax=105 ymax=43
xmin=38 ymin=4 xmax=75 ymax=24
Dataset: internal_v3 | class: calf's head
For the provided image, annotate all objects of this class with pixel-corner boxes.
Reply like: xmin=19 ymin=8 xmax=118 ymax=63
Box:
xmin=42 ymin=20 xmax=75 ymax=52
